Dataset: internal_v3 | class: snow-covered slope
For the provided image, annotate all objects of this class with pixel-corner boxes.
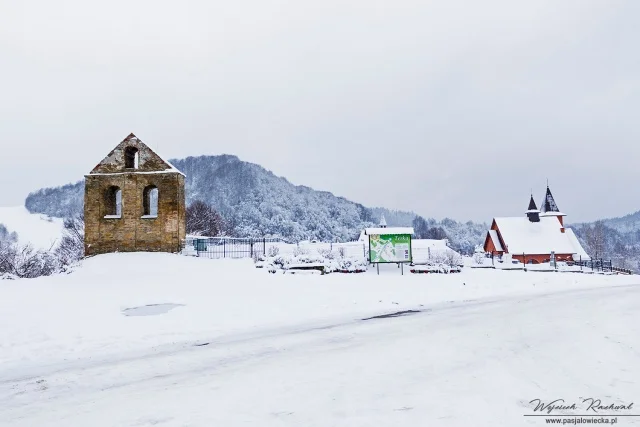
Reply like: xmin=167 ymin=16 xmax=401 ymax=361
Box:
xmin=0 ymin=206 xmax=64 ymax=249
xmin=1 ymin=253 xmax=639 ymax=426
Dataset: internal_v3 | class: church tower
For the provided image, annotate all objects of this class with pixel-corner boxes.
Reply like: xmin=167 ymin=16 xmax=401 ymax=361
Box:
xmin=84 ymin=133 xmax=186 ymax=256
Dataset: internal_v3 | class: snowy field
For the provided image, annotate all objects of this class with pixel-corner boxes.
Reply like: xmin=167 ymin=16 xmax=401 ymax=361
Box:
xmin=1 ymin=253 xmax=640 ymax=426
xmin=0 ymin=206 xmax=64 ymax=249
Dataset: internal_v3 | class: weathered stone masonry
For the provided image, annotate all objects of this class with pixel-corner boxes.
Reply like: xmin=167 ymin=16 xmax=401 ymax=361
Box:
xmin=84 ymin=133 xmax=186 ymax=256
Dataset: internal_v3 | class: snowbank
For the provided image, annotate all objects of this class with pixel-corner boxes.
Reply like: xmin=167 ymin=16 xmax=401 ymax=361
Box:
xmin=1 ymin=252 xmax=638 ymax=380
xmin=260 ymin=244 xmax=367 ymax=273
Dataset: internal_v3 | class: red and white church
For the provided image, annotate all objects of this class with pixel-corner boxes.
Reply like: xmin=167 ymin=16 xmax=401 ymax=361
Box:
xmin=483 ymin=186 xmax=590 ymax=264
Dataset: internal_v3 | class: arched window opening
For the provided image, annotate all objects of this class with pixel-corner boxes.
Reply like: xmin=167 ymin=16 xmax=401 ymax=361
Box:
xmin=104 ymin=186 xmax=122 ymax=218
xmin=142 ymin=185 xmax=158 ymax=218
xmin=125 ymin=146 xmax=139 ymax=169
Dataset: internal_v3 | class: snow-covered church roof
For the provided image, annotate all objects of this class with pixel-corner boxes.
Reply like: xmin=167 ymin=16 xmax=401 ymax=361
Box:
xmin=487 ymin=230 xmax=503 ymax=251
xmin=493 ymin=216 xmax=578 ymax=255
xmin=564 ymin=228 xmax=591 ymax=260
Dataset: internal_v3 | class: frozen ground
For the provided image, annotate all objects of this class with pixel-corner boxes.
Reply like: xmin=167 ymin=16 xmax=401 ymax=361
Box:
xmin=1 ymin=253 xmax=639 ymax=426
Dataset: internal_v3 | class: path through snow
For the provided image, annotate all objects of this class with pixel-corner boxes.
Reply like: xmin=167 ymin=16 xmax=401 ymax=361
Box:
xmin=2 ymin=284 xmax=639 ymax=426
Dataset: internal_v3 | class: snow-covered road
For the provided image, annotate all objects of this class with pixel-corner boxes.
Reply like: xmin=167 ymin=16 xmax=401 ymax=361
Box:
xmin=3 ymin=284 xmax=640 ymax=426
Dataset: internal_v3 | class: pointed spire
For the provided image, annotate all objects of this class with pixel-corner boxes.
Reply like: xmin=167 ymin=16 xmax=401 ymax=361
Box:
xmin=539 ymin=184 xmax=566 ymax=225
xmin=526 ymin=195 xmax=540 ymax=222
xmin=540 ymin=185 xmax=560 ymax=213
xmin=379 ymin=213 xmax=387 ymax=228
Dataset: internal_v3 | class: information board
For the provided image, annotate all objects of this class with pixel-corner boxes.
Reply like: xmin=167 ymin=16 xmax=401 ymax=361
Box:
xmin=368 ymin=234 xmax=412 ymax=263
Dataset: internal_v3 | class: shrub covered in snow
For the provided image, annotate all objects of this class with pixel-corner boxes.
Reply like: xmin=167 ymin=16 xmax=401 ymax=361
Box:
xmin=0 ymin=214 xmax=85 ymax=280
xmin=262 ymin=246 xmax=367 ymax=274
xmin=473 ymin=251 xmax=487 ymax=265
xmin=337 ymin=257 xmax=368 ymax=273
xmin=0 ymin=242 xmax=59 ymax=279
xmin=423 ymin=251 xmax=464 ymax=268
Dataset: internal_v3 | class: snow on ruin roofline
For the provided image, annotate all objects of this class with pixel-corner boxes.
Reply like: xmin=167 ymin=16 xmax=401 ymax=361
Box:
xmin=86 ymin=168 xmax=185 ymax=177
xmin=364 ymin=227 xmax=414 ymax=235
xmin=162 ymin=159 xmax=185 ymax=176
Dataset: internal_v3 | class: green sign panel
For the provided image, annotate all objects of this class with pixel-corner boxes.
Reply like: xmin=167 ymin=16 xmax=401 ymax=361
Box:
xmin=369 ymin=234 xmax=412 ymax=263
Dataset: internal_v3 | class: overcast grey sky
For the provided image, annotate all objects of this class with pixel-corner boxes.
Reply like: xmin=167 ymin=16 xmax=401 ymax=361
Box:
xmin=1 ymin=0 xmax=638 ymax=223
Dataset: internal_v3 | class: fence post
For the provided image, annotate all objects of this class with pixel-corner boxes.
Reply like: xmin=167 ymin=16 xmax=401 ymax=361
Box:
xmin=223 ymin=240 xmax=226 ymax=258
xmin=250 ymin=239 xmax=253 ymax=258
xmin=263 ymin=238 xmax=266 ymax=256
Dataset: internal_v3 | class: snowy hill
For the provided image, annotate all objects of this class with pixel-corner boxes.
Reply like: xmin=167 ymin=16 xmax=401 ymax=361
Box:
xmin=570 ymin=211 xmax=640 ymax=271
xmin=23 ymin=155 xmax=487 ymax=251
xmin=599 ymin=210 xmax=640 ymax=233
xmin=0 ymin=206 xmax=64 ymax=249
xmin=1 ymin=253 xmax=639 ymax=426
xmin=24 ymin=181 xmax=83 ymax=219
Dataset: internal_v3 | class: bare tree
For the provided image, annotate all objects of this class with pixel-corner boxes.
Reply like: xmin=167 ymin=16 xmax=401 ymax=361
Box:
xmin=186 ymin=200 xmax=229 ymax=237
xmin=584 ymin=221 xmax=607 ymax=257
xmin=55 ymin=214 xmax=85 ymax=266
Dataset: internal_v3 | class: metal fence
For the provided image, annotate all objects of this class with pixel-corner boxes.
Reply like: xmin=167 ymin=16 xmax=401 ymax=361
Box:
xmin=181 ymin=237 xmax=368 ymax=260
xmin=485 ymin=251 xmax=633 ymax=274
xmin=182 ymin=237 xmax=284 ymax=259
xmin=572 ymin=259 xmax=633 ymax=274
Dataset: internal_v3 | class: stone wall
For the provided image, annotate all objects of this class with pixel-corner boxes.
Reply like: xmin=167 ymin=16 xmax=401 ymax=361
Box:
xmin=90 ymin=133 xmax=175 ymax=174
xmin=84 ymin=173 xmax=185 ymax=256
